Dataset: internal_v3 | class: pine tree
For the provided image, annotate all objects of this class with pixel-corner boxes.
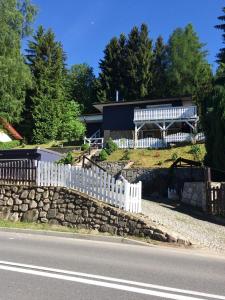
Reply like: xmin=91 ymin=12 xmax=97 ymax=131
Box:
xmin=0 ymin=0 xmax=36 ymax=123
xmin=204 ymin=7 xmax=225 ymax=171
xmin=126 ymin=24 xmax=153 ymax=100
xmin=166 ymin=24 xmax=212 ymax=103
xmin=215 ymin=7 xmax=225 ymax=84
xmin=26 ymin=26 xmax=68 ymax=143
xmin=151 ymin=36 xmax=168 ymax=98
xmin=99 ymin=34 xmax=126 ymax=101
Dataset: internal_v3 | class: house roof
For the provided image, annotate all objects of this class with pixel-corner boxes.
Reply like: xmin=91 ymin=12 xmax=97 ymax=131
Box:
xmin=93 ymin=96 xmax=192 ymax=113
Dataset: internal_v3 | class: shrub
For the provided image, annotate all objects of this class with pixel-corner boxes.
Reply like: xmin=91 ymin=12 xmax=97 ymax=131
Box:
xmin=99 ymin=149 xmax=108 ymax=161
xmin=190 ymin=144 xmax=202 ymax=161
xmin=120 ymin=150 xmax=131 ymax=161
xmin=158 ymin=160 xmax=163 ymax=166
xmin=171 ymin=152 xmax=178 ymax=162
xmin=105 ymin=138 xmax=118 ymax=155
xmin=58 ymin=151 xmax=74 ymax=165
xmin=81 ymin=143 xmax=90 ymax=151
xmin=0 ymin=140 xmax=20 ymax=150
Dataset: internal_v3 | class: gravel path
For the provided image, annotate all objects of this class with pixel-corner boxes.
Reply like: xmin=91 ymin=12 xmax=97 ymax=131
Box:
xmin=142 ymin=199 xmax=225 ymax=253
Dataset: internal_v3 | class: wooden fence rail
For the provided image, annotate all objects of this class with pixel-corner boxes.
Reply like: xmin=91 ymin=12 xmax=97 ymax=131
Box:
xmin=206 ymin=184 xmax=225 ymax=217
xmin=0 ymin=160 xmax=142 ymax=213
xmin=37 ymin=162 xmax=142 ymax=213
xmin=0 ymin=160 xmax=36 ymax=185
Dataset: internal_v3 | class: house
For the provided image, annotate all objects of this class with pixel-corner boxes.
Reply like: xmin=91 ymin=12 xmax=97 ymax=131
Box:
xmin=0 ymin=148 xmax=63 ymax=163
xmin=0 ymin=117 xmax=23 ymax=142
xmin=81 ymin=96 xmax=204 ymax=149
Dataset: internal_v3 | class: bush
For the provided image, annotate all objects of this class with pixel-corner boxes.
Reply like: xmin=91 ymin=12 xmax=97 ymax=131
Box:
xmin=120 ymin=150 xmax=131 ymax=161
xmin=81 ymin=143 xmax=90 ymax=151
xmin=158 ymin=160 xmax=163 ymax=166
xmin=99 ymin=149 xmax=108 ymax=161
xmin=171 ymin=152 xmax=178 ymax=162
xmin=190 ymin=144 xmax=202 ymax=161
xmin=58 ymin=151 xmax=74 ymax=164
xmin=105 ymin=138 xmax=118 ymax=155
xmin=0 ymin=140 xmax=20 ymax=150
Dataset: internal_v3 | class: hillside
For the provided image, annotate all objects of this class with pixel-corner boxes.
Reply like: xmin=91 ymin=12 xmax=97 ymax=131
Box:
xmin=106 ymin=144 xmax=206 ymax=168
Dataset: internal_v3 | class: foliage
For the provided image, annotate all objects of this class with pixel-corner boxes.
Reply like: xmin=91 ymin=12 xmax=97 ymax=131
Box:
xmin=204 ymin=8 xmax=225 ymax=171
xmin=25 ymin=26 xmax=68 ymax=143
xmin=58 ymin=151 xmax=74 ymax=165
xmin=166 ymin=24 xmax=212 ymax=107
xmin=204 ymin=86 xmax=225 ymax=170
xmin=126 ymin=24 xmax=153 ymax=99
xmin=151 ymin=36 xmax=168 ymax=98
xmin=0 ymin=140 xmax=20 ymax=150
xmin=99 ymin=34 xmax=127 ymax=101
xmin=105 ymin=145 xmax=206 ymax=168
xmin=105 ymin=137 xmax=118 ymax=155
xmin=120 ymin=150 xmax=131 ymax=161
xmin=171 ymin=152 xmax=178 ymax=162
xmin=81 ymin=143 xmax=90 ymax=151
xmin=67 ymin=63 xmax=97 ymax=113
xmin=0 ymin=0 xmax=37 ymax=123
xmin=98 ymin=24 xmax=153 ymax=101
xmin=190 ymin=144 xmax=202 ymax=161
xmin=59 ymin=101 xmax=86 ymax=142
xmin=99 ymin=149 xmax=108 ymax=161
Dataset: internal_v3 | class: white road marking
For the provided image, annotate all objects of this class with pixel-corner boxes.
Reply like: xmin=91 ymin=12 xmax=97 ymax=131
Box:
xmin=0 ymin=260 xmax=224 ymax=300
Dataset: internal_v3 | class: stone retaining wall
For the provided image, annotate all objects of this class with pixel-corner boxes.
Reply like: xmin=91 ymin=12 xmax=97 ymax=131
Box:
xmin=0 ymin=185 xmax=189 ymax=245
xmin=99 ymin=162 xmax=204 ymax=197
xmin=181 ymin=182 xmax=206 ymax=211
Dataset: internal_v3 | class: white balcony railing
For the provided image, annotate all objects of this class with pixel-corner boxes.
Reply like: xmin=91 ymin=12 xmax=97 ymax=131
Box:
xmin=134 ymin=106 xmax=197 ymax=122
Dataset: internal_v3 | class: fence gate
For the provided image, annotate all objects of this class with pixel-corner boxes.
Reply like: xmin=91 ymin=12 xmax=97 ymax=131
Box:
xmin=206 ymin=183 xmax=225 ymax=217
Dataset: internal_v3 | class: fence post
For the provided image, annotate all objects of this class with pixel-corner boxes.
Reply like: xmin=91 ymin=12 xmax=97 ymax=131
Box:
xmin=204 ymin=167 xmax=211 ymax=213
xmin=124 ymin=179 xmax=130 ymax=212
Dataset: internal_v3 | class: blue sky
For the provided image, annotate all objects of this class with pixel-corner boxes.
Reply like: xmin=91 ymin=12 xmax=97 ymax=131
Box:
xmin=29 ymin=0 xmax=225 ymax=75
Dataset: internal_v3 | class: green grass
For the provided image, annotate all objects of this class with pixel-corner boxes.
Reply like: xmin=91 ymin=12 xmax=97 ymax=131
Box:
xmin=0 ymin=219 xmax=105 ymax=235
xmin=106 ymin=144 xmax=206 ymax=168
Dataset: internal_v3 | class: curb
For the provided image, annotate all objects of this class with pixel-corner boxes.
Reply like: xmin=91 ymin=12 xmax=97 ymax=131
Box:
xmin=0 ymin=227 xmax=150 ymax=247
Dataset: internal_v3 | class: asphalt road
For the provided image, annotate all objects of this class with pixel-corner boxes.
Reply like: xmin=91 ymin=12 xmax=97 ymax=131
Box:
xmin=0 ymin=231 xmax=225 ymax=300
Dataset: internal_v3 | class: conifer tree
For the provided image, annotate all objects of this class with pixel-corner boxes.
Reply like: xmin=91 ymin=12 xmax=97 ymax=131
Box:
xmin=26 ymin=26 xmax=69 ymax=143
xmin=166 ymin=24 xmax=212 ymax=104
xmin=152 ymin=36 xmax=168 ymax=98
xmin=126 ymin=24 xmax=153 ymax=100
xmin=99 ymin=34 xmax=126 ymax=101
xmin=0 ymin=0 xmax=36 ymax=123
xmin=204 ymin=7 xmax=225 ymax=171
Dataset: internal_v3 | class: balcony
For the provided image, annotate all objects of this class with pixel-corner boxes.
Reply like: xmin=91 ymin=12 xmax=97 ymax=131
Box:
xmin=134 ymin=106 xmax=198 ymax=123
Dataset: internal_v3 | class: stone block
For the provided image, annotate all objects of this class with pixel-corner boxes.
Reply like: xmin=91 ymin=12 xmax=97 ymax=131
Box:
xmin=19 ymin=204 xmax=28 ymax=212
xmin=22 ymin=209 xmax=39 ymax=222
xmin=20 ymin=190 xmax=29 ymax=199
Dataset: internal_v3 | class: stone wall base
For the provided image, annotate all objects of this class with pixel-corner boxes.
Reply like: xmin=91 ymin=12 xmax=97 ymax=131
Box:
xmin=0 ymin=185 xmax=189 ymax=245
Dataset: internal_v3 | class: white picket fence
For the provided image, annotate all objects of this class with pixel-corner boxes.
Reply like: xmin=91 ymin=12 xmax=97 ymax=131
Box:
xmin=113 ymin=132 xmax=205 ymax=149
xmin=36 ymin=161 xmax=142 ymax=213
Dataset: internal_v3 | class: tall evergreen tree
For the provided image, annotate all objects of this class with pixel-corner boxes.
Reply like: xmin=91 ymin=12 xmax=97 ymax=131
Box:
xmin=67 ymin=63 xmax=97 ymax=113
xmin=0 ymin=0 xmax=36 ymax=123
xmin=126 ymin=24 xmax=153 ymax=100
xmin=204 ymin=7 xmax=225 ymax=171
xmin=26 ymin=26 xmax=68 ymax=143
xmin=99 ymin=34 xmax=126 ymax=101
xmin=151 ymin=36 xmax=168 ymax=98
xmin=166 ymin=24 xmax=212 ymax=105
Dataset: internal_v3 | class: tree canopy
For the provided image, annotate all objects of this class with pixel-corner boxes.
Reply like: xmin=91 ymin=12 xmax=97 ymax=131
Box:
xmin=0 ymin=0 xmax=37 ymax=123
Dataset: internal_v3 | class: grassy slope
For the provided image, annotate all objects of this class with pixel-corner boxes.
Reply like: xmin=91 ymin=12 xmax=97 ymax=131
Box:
xmin=106 ymin=144 xmax=206 ymax=168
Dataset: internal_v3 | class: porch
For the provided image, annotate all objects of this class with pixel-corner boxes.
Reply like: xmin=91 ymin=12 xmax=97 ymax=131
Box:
xmin=133 ymin=105 xmax=199 ymax=148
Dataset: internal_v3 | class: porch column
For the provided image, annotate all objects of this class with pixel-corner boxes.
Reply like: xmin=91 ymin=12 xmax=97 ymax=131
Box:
xmin=162 ymin=122 xmax=166 ymax=146
xmin=134 ymin=123 xmax=138 ymax=149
